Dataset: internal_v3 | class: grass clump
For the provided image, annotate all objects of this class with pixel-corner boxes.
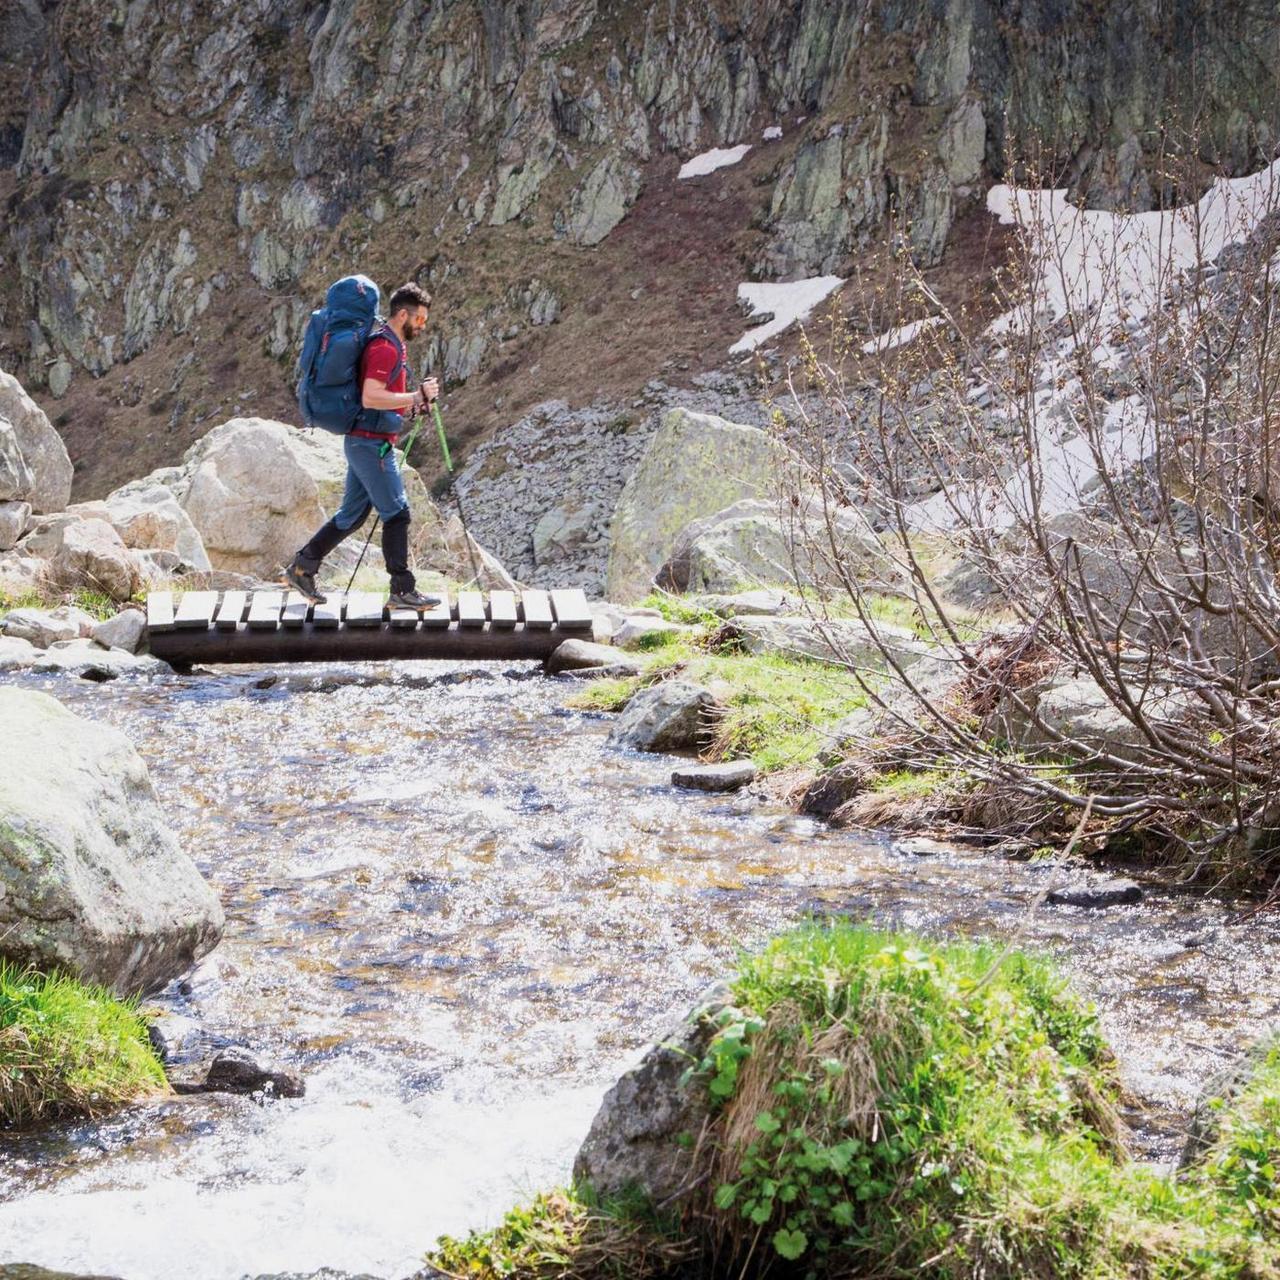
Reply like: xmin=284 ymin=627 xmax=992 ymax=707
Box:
xmin=686 ymin=922 xmax=1280 ymax=1278
xmin=427 ymin=1186 xmax=694 ymax=1279
xmin=0 ymin=961 xmax=167 ymax=1127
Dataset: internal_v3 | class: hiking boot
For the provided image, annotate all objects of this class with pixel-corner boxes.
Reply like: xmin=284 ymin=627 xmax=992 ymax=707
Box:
xmin=387 ymin=587 xmax=441 ymax=611
xmin=282 ymin=558 xmax=327 ymax=605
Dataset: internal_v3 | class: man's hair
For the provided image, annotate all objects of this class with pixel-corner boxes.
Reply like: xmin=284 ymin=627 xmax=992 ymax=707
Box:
xmin=387 ymin=281 xmax=432 ymax=315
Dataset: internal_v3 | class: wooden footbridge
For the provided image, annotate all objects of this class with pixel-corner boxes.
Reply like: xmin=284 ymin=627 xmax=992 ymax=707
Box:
xmin=145 ymin=587 xmax=594 ymax=667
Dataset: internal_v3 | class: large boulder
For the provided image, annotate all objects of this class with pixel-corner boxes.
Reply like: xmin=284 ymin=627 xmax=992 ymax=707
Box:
xmin=0 ymin=500 xmax=31 ymax=551
xmin=607 ymin=409 xmax=789 ymax=602
xmin=727 ymin=615 xmax=928 ymax=669
xmin=48 ymin=517 xmax=141 ymax=600
xmin=102 ymin=484 xmax=211 ymax=571
xmin=0 ymin=420 xmax=34 ymax=501
xmin=0 ymin=370 xmax=73 ymax=513
xmin=574 ymin=985 xmax=733 ymax=1202
xmin=1 ymin=604 xmax=95 ymax=648
xmin=607 ymin=680 xmax=718 ymax=752
xmin=657 ymin=497 xmax=897 ymax=595
xmin=984 ymin=672 xmax=1197 ymax=762
xmin=0 ymin=688 xmax=224 ymax=994
xmin=178 ymin=418 xmax=349 ymax=576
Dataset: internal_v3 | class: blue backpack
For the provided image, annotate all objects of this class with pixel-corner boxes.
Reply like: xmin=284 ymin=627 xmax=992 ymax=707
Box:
xmin=296 ymin=275 xmax=404 ymax=434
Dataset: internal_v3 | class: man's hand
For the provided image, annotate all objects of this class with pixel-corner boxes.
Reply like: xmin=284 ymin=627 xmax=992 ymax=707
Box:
xmin=412 ymin=378 xmax=440 ymax=412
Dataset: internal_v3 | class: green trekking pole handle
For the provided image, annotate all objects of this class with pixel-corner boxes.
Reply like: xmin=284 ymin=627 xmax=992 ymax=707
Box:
xmin=432 ymin=400 xmax=453 ymax=473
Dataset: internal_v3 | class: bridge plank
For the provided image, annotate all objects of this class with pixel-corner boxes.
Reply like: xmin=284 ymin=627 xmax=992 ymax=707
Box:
xmin=215 ymin=591 xmax=248 ymax=631
xmin=247 ymin=590 xmax=284 ymax=631
xmin=457 ymin=591 xmax=486 ymax=628
xmin=281 ymin=592 xmax=312 ymax=628
xmin=389 ymin=605 xmax=421 ymax=629
xmin=420 ymin=596 xmax=452 ymax=629
xmin=312 ymin=594 xmax=344 ymax=628
xmin=345 ymin=592 xmax=385 ymax=627
xmin=146 ymin=591 xmax=175 ymax=633
xmin=488 ymin=590 xmax=517 ymax=629
xmin=172 ymin=591 xmax=218 ymax=631
xmin=549 ymin=589 xmax=593 ymax=632
xmin=522 ymin=589 xmax=553 ymax=630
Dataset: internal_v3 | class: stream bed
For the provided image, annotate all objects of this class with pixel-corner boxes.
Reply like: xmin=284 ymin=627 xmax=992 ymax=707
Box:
xmin=1 ymin=661 xmax=1278 ymax=1280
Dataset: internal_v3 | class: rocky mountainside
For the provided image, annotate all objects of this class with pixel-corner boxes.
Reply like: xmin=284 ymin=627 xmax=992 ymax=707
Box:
xmin=2 ymin=0 xmax=1278 ymax=499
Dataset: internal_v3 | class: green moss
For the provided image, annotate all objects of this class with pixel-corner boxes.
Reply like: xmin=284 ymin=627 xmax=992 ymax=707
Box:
xmin=567 ymin=631 xmax=867 ymax=773
xmin=0 ymin=962 xmax=167 ymax=1128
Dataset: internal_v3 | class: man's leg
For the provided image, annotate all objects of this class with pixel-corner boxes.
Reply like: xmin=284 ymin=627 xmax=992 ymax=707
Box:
xmin=285 ymin=445 xmax=374 ymax=600
xmin=343 ymin=437 xmax=438 ymax=607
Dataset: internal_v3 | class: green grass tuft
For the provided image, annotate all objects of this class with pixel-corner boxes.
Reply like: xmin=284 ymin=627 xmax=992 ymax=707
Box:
xmin=0 ymin=962 xmax=167 ymax=1128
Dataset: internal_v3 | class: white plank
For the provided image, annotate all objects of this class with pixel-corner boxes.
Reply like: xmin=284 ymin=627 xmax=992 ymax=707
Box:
xmin=312 ymin=593 xmax=344 ymax=628
xmin=345 ymin=592 xmax=385 ymax=627
xmin=146 ymin=591 xmax=175 ymax=633
xmin=280 ymin=591 xmax=311 ymax=628
xmin=420 ymin=595 xmax=452 ymax=629
xmin=215 ymin=590 xmax=248 ymax=631
xmin=521 ymin=590 xmax=553 ymax=629
xmin=488 ymin=590 xmax=517 ymax=629
xmin=246 ymin=590 xmax=284 ymax=630
xmin=549 ymin=588 xmax=592 ymax=631
xmin=457 ymin=591 xmax=486 ymax=628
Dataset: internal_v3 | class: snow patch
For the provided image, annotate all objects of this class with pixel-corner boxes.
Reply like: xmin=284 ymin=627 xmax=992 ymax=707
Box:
xmin=730 ymin=276 xmax=845 ymax=354
xmin=988 ymin=160 xmax=1280 ymax=338
xmin=762 ymin=126 xmax=783 ymax=141
xmin=861 ymin=316 xmax=943 ymax=354
xmin=678 ymin=145 xmax=752 ymax=180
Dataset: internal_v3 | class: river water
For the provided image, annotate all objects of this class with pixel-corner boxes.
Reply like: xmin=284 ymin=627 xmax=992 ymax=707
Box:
xmin=1 ymin=662 xmax=1278 ymax=1280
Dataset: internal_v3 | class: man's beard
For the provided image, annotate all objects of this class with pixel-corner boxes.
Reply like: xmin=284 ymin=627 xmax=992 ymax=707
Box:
xmin=400 ymin=324 xmax=418 ymax=344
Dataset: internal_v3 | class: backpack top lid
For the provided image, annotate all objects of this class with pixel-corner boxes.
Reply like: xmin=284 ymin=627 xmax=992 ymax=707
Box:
xmin=324 ymin=274 xmax=380 ymax=326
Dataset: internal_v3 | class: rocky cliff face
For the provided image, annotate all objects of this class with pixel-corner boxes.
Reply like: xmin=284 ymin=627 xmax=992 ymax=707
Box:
xmin=2 ymin=0 xmax=1277 ymax=497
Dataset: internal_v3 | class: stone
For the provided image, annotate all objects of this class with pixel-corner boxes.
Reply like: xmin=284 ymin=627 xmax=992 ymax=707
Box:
xmin=0 ymin=420 xmax=34 ymax=502
xmin=574 ymin=984 xmax=733 ymax=1202
xmin=1046 ymin=879 xmax=1142 ymax=909
xmin=532 ymin=503 xmax=594 ymax=566
xmin=671 ymin=760 xmax=757 ymax=792
xmin=985 ymin=673 xmax=1195 ymax=762
xmin=179 ymin=418 xmax=349 ymax=577
xmin=607 ymin=409 xmax=789 ymax=602
xmin=696 ymin=589 xmax=790 ymax=618
xmin=728 ymin=616 xmax=927 ymax=669
xmin=0 ymin=688 xmax=224 ymax=994
xmin=0 ymin=500 xmax=31 ymax=550
xmin=546 ymin=638 xmax=641 ymax=675
xmin=0 ymin=371 xmax=73 ymax=512
xmin=131 ymin=548 xmax=189 ymax=586
xmin=612 ymin=616 xmax=687 ymax=650
xmin=32 ymin=640 xmax=166 ymax=680
xmin=199 ymin=1047 xmax=305 ymax=1099
xmin=91 ymin=608 xmax=147 ymax=654
xmin=894 ymin=836 xmax=956 ymax=857
xmin=560 ymin=152 xmax=641 ymax=246
xmin=658 ymin=497 xmax=897 ymax=596
xmin=607 ymin=680 xmax=717 ymax=752
xmin=102 ymin=483 xmax=211 ymax=570
xmin=49 ymin=517 xmax=141 ymax=601
xmin=799 ymin=760 xmax=874 ymax=817
xmin=0 ymin=636 xmax=40 ymax=671
xmin=1 ymin=604 xmax=95 ymax=648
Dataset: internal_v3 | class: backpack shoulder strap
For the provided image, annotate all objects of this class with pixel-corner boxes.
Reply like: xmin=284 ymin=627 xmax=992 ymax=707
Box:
xmin=371 ymin=322 xmax=407 ymax=386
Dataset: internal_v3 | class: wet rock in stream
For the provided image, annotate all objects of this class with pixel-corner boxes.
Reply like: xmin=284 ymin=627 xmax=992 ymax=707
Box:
xmin=1047 ymin=878 xmax=1144 ymax=909
xmin=171 ymin=1046 xmax=305 ymax=1099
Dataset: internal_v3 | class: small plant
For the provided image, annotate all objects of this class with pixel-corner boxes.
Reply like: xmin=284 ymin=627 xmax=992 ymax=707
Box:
xmin=427 ymin=1186 xmax=692 ymax=1279
xmin=0 ymin=962 xmax=167 ymax=1127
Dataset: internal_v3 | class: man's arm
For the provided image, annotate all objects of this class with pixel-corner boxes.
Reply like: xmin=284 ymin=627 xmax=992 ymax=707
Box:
xmin=361 ymin=377 xmax=417 ymax=412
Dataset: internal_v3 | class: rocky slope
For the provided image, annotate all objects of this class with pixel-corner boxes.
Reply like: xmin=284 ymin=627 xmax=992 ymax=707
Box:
xmin=2 ymin=0 xmax=1277 ymax=500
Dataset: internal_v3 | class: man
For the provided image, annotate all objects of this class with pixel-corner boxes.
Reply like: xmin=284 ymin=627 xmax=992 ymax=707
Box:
xmin=285 ymin=281 xmax=440 ymax=608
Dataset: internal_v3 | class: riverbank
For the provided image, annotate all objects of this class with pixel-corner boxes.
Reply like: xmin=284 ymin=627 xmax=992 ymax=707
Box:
xmin=429 ymin=921 xmax=1280 ymax=1280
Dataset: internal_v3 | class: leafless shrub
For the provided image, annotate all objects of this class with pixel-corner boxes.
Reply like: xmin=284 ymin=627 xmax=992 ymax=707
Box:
xmin=773 ymin=146 xmax=1280 ymax=888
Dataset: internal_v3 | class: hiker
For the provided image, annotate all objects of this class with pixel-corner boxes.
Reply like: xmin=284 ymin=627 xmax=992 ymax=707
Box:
xmin=286 ymin=281 xmax=439 ymax=609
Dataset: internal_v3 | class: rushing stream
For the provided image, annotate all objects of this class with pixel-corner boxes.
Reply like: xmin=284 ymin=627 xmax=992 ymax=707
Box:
xmin=1 ymin=662 xmax=1279 ymax=1280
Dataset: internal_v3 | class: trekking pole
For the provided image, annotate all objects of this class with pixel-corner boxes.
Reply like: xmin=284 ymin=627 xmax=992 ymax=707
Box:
xmin=343 ymin=406 xmax=429 ymax=594
xmin=432 ymin=400 xmax=484 ymax=586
